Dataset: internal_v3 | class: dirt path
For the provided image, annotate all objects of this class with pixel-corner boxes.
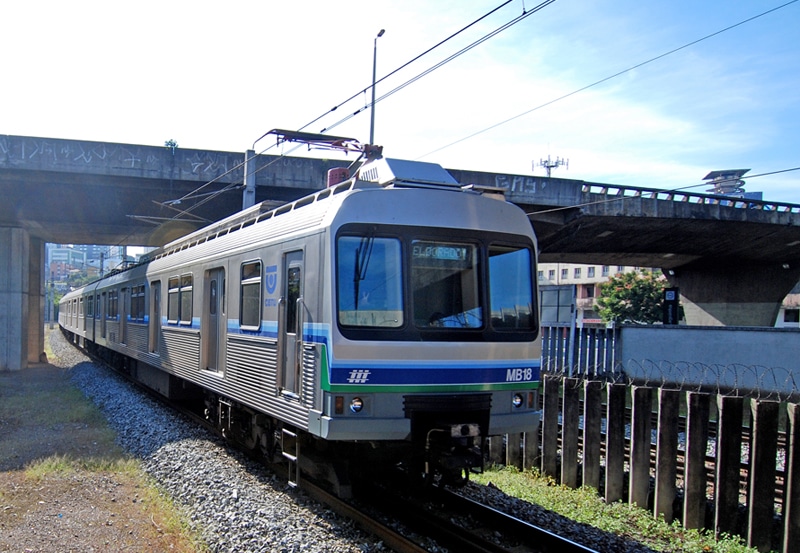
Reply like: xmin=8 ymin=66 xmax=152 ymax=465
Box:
xmin=0 ymin=350 xmax=200 ymax=551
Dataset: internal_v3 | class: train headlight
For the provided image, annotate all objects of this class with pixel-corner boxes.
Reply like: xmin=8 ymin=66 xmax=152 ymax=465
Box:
xmin=349 ymin=397 xmax=364 ymax=413
xmin=512 ymin=393 xmax=524 ymax=409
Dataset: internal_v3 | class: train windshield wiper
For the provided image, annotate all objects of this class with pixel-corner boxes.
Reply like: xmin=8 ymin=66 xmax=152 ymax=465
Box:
xmin=353 ymin=235 xmax=374 ymax=310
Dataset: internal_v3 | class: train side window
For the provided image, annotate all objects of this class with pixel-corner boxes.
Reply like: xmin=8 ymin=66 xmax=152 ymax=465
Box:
xmin=488 ymin=245 xmax=535 ymax=330
xmin=240 ymin=261 xmax=262 ymax=330
xmin=180 ymin=274 xmax=193 ymax=326
xmin=108 ymin=289 xmax=119 ymax=320
xmin=167 ymin=277 xmax=180 ymax=324
xmin=337 ymin=236 xmax=403 ymax=328
xmin=131 ymin=284 xmax=145 ymax=322
xmin=286 ymin=265 xmax=301 ymax=332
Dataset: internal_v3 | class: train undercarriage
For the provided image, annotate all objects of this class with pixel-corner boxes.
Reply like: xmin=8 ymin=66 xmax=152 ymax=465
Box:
xmin=66 ymin=330 xmax=491 ymax=498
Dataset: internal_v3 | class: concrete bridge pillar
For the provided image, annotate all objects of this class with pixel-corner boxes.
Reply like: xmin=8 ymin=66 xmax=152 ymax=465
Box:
xmin=666 ymin=262 xmax=800 ymax=327
xmin=0 ymin=227 xmax=45 ymax=370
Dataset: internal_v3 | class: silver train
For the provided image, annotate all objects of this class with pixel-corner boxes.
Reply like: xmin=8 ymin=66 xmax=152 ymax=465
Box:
xmin=60 ymin=146 xmax=541 ymax=492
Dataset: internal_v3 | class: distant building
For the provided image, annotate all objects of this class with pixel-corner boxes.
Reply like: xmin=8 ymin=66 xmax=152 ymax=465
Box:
xmin=537 ymin=263 xmax=643 ymax=325
xmin=538 ymin=262 xmax=800 ymax=328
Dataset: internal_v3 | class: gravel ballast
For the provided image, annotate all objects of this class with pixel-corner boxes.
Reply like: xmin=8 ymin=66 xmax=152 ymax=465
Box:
xmin=49 ymin=332 xmax=382 ymax=553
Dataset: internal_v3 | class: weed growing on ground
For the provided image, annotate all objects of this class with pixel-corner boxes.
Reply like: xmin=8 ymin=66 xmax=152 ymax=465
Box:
xmin=472 ymin=466 xmax=758 ymax=553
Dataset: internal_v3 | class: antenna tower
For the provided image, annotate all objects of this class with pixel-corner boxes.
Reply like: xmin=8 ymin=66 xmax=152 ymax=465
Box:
xmin=535 ymin=155 xmax=568 ymax=177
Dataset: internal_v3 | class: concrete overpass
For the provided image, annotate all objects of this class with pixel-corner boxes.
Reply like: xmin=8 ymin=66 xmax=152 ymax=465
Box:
xmin=2 ymin=134 xmax=800 ymax=370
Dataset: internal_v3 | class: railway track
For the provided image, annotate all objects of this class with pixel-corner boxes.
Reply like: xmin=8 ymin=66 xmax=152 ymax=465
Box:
xmin=350 ymin=479 xmax=600 ymax=553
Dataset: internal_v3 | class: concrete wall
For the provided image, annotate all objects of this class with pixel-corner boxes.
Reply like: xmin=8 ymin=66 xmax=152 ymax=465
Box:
xmin=0 ymin=228 xmax=44 ymax=370
xmin=0 ymin=228 xmax=29 ymax=370
xmin=618 ymin=325 xmax=800 ymax=397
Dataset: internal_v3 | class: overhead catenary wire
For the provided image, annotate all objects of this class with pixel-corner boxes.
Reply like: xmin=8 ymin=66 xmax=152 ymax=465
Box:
xmin=150 ymin=0 xmax=800 ymax=228
xmin=319 ymin=0 xmax=556 ymax=134
xmin=163 ymin=0 xmax=548 ymax=224
xmin=417 ymin=0 xmax=800 ymax=160
xmin=295 ymin=0 xmax=519 ymax=135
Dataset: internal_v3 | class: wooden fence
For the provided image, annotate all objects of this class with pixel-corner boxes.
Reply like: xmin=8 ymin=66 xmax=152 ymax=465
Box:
xmin=492 ymin=375 xmax=800 ymax=553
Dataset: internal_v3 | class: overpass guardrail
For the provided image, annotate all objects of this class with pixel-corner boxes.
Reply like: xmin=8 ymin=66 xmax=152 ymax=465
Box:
xmin=580 ymin=181 xmax=800 ymax=214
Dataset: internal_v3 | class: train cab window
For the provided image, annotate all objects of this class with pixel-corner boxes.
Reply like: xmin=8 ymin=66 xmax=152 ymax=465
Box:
xmin=337 ymin=236 xmax=403 ymax=328
xmin=240 ymin=261 xmax=262 ymax=329
xmin=412 ymin=241 xmax=481 ymax=329
xmin=488 ymin=245 xmax=535 ymax=330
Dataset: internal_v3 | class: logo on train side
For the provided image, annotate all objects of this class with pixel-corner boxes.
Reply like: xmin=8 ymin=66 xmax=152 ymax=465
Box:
xmin=347 ymin=370 xmax=371 ymax=384
xmin=265 ymin=265 xmax=278 ymax=294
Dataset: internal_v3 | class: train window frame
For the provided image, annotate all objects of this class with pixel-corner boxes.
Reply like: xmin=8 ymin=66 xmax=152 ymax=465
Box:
xmin=167 ymin=277 xmax=180 ymax=324
xmin=335 ymin=223 xmax=538 ymax=342
xmin=167 ymin=274 xmax=194 ymax=326
xmin=131 ymin=284 xmax=146 ymax=323
xmin=336 ymin=234 xmax=404 ymax=329
xmin=179 ymin=274 xmax=193 ymax=326
xmin=488 ymin=243 xmax=536 ymax=332
xmin=240 ymin=260 xmax=262 ymax=331
xmin=410 ymin=239 xmax=482 ymax=330
xmin=108 ymin=289 xmax=119 ymax=320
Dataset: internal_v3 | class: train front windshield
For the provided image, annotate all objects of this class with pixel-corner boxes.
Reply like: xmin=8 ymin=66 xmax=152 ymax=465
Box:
xmin=336 ymin=227 xmax=537 ymax=341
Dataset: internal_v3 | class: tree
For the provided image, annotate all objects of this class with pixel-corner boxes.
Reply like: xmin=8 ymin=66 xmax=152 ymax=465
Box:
xmin=596 ymin=270 xmax=668 ymax=324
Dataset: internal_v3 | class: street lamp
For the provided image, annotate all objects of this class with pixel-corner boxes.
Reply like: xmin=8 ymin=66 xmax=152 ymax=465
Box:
xmin=369 ymin=28 xmax=385 ymax=145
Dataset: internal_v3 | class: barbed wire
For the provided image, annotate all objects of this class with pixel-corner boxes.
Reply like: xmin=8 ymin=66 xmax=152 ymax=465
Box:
xmin=541 ymin=358 xmax=800 ymax=402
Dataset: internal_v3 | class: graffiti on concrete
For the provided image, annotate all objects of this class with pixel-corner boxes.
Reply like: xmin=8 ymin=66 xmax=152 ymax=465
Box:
xmin=0 ymin=135 xmax=242 ymax=180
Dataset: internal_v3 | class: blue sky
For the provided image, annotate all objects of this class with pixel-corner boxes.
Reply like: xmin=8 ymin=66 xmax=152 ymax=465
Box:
xmin=3 ymin=1 xmax=798 ymax=203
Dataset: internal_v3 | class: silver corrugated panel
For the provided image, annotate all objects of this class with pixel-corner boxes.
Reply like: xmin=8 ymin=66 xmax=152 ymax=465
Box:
xmin=301 ymin=345 xmax=318 ymax=410
xmin=226 ymin=335 xmax=278 ymax=391
xmin=126 ymin=324 xmax=148 ymax=353
xmin=161 ymin=329 xmax=200 ymax=377
xmin=108 ymin=321 xmax=119 ymax=344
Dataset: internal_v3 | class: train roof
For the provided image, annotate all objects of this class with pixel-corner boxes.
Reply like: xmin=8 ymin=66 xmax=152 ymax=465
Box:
xmin=147 ymin=156 xmax=506 ymax=263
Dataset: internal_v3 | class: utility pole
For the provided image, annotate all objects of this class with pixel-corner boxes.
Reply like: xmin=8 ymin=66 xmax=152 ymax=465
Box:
xmin=369 ymin=29 xmax=385 ymax=144
xmin=243 ymin=149 xmax=256 ymax=209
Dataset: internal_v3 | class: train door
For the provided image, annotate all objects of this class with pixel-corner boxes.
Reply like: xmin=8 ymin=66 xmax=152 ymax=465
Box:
xmin=120 ymin=287 xmax=128 ymax=345
xmin=203 ymin=268 xmax=226 ymax=372
xmin=101 ymin=292 xmax=107 ymax=339
xmin=149 ymin=280 xmax=161 ymax=353
xmin=91 ymin=294 xmax=97 ymax=342
xmin=280 ymin=251 xmax=303 ymax=397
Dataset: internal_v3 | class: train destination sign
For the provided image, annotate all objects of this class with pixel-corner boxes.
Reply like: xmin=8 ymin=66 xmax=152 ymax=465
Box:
xmin=412 ymin=242 xmax=470 ymax=262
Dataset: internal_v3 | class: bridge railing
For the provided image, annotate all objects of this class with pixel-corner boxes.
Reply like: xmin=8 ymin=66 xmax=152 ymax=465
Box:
xmin=580 ymin=181 xmax=800 ymax=214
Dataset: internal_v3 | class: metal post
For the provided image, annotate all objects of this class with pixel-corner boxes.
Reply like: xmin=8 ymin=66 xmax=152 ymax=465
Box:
xmin=243 ymin=149 xmax=256 ymax=210
xmin=369 ymin=29 xmax=385 ymax=144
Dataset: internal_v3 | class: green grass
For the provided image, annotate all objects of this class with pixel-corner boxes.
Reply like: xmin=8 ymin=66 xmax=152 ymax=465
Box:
xmin=23 ymin=454 xmax=141 ymax=479
xmin=472 ymin=466 xmax=759 ymax=553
